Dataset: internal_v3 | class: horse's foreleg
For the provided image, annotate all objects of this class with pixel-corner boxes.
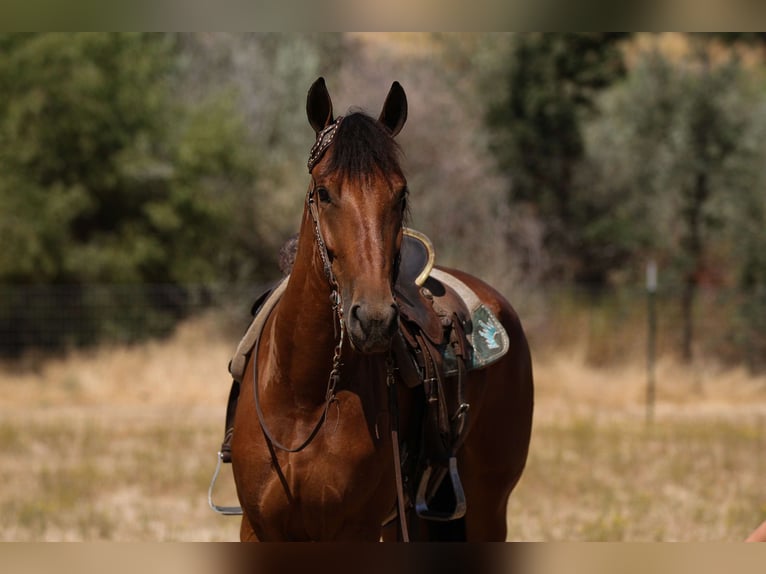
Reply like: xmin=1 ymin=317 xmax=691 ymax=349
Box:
xmin=461 ymin=468 xmax=516 ymax=541
xmin=240 ymin=513 xmax=260 ymax=542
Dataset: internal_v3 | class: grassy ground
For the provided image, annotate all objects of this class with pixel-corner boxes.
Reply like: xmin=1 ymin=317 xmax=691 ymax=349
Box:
xmin=508 ymin=348 xmax=766 ymax=541
xmin=1 ymin=315 xmax=765 ymax=541
xmin=0 ymin=315 xmax=241 ymax=542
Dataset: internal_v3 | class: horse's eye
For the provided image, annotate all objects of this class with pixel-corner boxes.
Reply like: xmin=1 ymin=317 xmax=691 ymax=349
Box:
xmin=316 ymin=186 xmax=331 ymax=204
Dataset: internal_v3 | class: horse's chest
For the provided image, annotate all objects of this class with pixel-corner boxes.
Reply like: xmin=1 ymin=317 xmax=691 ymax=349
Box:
xmin=249 ymin=396 xmax=394 ymax=540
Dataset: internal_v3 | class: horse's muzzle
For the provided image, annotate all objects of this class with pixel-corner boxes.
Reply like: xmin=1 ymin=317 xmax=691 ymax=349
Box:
xmin=347 ymin=300 xmax=399 ymax=354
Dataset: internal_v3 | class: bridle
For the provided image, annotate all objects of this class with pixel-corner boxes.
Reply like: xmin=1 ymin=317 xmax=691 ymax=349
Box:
xmin=306 ymin=115 xmax=345 ymax=311
xmin=252 ymin=116 xmax=347 ymax=454
xmin=254 ymin=115 xmax=410 ymax=540
xmin=307 ymin=116 xmax=344 ymax=173
xmin=252 ymin=190 xmax=345 ymax=455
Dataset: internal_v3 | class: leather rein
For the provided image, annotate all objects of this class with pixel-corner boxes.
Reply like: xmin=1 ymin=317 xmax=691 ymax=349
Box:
xmin=252 ymin=116 xmax=411 ymax=540
xmin=251 ymin=178 xmax=345 ymax=454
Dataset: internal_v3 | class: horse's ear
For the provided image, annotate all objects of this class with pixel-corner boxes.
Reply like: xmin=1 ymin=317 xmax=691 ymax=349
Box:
xmin=378 ymin=81 xmax=407 ymax=137
xmin=307 ymin=77 xmax=334 ymax=134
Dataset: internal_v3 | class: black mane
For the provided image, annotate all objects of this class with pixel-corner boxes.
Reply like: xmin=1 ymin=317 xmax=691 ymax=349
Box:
xmin=326 ymin=112 xmax=404 ymax=182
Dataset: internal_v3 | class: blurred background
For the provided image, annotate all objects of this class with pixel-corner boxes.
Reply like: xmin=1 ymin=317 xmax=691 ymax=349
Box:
xmin=2 ymin=32 xmax=766 ymax=367
xmin=0 ymin=33 xmax=765 ymax=541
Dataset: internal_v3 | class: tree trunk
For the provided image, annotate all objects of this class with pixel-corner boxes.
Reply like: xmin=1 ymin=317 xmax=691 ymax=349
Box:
xmin=680 ymin=274 xmax=696 ymax=363
xmin=680 ymin=171 xmax=708 ymax=363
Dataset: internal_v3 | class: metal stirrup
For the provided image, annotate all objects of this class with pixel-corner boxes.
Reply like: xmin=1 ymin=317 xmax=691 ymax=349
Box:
xmin=414 ymin=456 xmax=467 ymax=522
xmin=208 ymin=451 xmax=243 ymax=516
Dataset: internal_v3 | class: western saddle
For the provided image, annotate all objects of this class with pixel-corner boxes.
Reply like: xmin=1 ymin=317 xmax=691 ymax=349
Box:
xmin=214 ymin=228 xmax=509 ymax=523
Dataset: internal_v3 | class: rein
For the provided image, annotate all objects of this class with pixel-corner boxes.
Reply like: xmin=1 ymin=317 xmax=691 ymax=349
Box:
xmin=251 ymin=124 xmax=346 ymax=454
xmin=252 ymin=116 xmax=411 ymax=541
xmin=252 ymin=289 xmax=344 ymax=453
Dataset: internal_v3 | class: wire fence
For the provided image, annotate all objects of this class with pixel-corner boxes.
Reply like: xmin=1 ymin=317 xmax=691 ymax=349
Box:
xmin=0 ymin=283 xmax=263 ymax=358
xmin=1 ymin=281 xmax=765 ymax=371
xmin=511 ymin=281 xmax=766 ymax=371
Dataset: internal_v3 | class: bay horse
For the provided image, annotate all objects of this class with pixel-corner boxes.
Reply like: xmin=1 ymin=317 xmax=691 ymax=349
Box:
xmin=229 ymin=78 xmax=533 ymax=541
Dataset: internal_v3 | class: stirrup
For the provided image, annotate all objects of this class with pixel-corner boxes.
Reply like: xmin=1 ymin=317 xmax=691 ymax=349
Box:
xmin=414 ymin=456 xmax=466 ymax=521
xmin=208 ymin=451 xmax=243 ymax=516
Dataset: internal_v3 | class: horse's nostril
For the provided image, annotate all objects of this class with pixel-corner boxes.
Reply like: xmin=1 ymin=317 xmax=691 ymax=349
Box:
xmin=350 ymin=304 xmax=362 ymax=323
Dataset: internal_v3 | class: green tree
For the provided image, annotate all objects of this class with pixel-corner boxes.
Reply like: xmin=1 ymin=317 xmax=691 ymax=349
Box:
xmin=487 ymin=33 xmax=630 ymax=282
xmin=174 ymin=33 xmax=346 ymax=282
xmin=0 ymin=33 xmax=259 ymax=353
xmin=737 ymin=193 xmax=766 ymax=371
xmin=588 ymin=41 xmax=762 ymax=363
xmin=674 ymin=48 xmax=745 ymax=361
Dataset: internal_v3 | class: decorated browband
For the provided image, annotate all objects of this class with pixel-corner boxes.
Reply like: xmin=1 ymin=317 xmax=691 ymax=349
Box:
xmin=307 ymin=116 xmax=344 ymax=172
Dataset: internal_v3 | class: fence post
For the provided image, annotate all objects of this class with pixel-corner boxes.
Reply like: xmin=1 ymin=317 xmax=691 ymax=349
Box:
xmin=646 ymin=260 xmax=658 ymax=425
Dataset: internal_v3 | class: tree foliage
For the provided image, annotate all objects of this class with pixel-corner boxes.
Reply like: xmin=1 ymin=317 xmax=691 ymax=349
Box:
xmin=4 ymin=33 xmax=766 ymax=369
xmin=574 ymin=39 xmax=765 ymax=362
xmin=487 ymin=33 xmax=630 ymax=282
xmin=0 ymin=33 xmax=254 ymax=285
xmin=484 ymin=33 xmax=766 ymax=366
xmin=0 ymin=33 xmax=260 ymax=352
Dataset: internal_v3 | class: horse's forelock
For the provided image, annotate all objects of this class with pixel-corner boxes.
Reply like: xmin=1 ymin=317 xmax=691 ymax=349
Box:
xmin=327 ymin=112 xmax=404 ymax=184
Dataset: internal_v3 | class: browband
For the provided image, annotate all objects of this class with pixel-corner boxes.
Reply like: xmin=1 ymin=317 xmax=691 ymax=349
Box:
xmin=307 ymin=116 xmax=344 ymax=172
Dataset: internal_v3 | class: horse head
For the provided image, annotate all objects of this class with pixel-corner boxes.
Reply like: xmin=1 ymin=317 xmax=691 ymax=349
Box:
xmin=305 ymin=77 xmax=408 ymax=354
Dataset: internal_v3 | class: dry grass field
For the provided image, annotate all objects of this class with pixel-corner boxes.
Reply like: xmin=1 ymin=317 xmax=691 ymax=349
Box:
xmin=1 ymin=314 xmax=765 ymax=541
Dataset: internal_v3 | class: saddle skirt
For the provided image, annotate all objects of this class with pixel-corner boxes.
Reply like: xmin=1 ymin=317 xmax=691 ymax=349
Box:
xmin=228 ymin=228 xmax=509 ymax=384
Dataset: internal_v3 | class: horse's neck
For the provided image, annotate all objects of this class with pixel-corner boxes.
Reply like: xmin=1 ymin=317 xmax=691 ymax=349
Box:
xmin=268 ymin=209 xmax=338 ymax=404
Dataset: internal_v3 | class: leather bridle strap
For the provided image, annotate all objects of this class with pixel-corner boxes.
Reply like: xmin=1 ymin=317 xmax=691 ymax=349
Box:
xmin=387 ymin=356 xmax=410 ymax=542
xmin=253 ymin=328 xmax=343 ymax=453
xmin=306 ymin=155 xmax=410 ymax=543
xmin=306 ymin=186 xmax=337 ymax=288
xmin=307 ymin=123 xmax=410 ymax=541
xmin=253 ymin=152 xmax=346 ymax=454
xmin=308 ymin=116 xmax=344 ymax=172
xmin=306 ymin=115 xmax=343 ymax=287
